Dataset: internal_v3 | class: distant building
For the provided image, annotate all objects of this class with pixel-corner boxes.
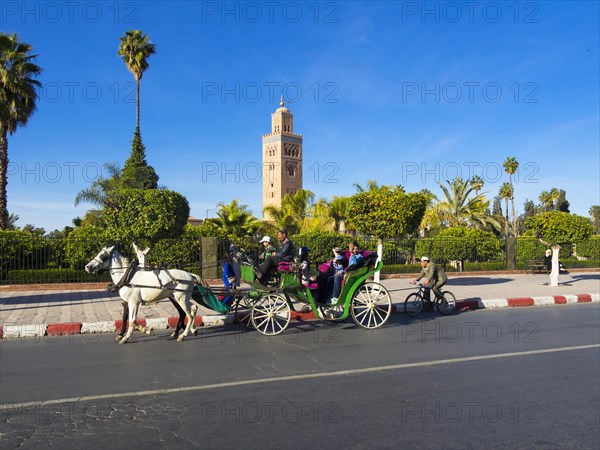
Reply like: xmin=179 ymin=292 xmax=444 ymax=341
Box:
xmin=262 ymin=97 xmax=303 ymax=220
xmin=187 ymin=216 xmax=203 ymax=227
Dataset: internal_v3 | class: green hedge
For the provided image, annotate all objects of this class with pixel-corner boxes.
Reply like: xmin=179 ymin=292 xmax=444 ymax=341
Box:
xmin=6 ymin=269 xmax=111 ymax=284
xmin=415 ymin=228 xmax=503 ymax=263
xmin=576 ymin=235 xmax=600 ymax=259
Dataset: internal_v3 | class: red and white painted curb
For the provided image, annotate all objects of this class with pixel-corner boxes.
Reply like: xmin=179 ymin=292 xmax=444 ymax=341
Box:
xmin=0 ymin=293 xmax=598 ymax=339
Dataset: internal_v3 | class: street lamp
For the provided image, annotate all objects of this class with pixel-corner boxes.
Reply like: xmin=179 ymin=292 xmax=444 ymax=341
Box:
xmin=206 ymin=208 xmax=214 ymax=218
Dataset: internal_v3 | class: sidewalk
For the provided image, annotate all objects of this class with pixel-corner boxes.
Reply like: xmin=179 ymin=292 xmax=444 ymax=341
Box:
xmin=1 ymin=271 xmax=598 ymax=338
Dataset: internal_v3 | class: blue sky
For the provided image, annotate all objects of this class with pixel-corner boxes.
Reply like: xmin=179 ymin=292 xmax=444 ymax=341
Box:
xmin=2 ymin=0 xmax=599 ymax=231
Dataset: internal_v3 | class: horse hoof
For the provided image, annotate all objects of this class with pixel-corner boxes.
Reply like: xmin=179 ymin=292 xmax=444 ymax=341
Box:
xmin=115 ymin=335 xmax=123 ymax=341
xmin=193 ymin=330 xmax=198 ymax=336
xmin=170 ymin=331 xmax=178 ymax=338
xmin=118 ymin=339 xmax=127 ymax=344
xmin=147 ymin=329 xmax=154 ymax=336
xmin=177 ymin=335 xmax=185 ymax=342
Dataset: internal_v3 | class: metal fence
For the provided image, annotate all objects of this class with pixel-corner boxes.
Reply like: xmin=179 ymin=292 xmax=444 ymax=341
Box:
xmin=1 ymin=235 xmax=598 ymax=285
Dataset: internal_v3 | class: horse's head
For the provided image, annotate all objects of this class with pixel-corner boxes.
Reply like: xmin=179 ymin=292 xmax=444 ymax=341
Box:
xmin=85 ymin=246 xmax=115 ymax=274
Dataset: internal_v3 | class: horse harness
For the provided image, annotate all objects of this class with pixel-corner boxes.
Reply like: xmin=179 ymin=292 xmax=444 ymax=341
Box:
xmin=107 ymin=259 xmax=192 ymax=293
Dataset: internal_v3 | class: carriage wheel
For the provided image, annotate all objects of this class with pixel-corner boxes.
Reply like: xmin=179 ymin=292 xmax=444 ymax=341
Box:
xmin=436 ymin=291 xmax=456 ymax=315
xmin=251 ymin=293 xmax=291 ymax=335
xmin=234 ymin=295 xmax=254 ymax=329
xmin=351 ymin=282 xmax=392 ymax=329
xmin=404 ymin=293 xmax=424 ymax=317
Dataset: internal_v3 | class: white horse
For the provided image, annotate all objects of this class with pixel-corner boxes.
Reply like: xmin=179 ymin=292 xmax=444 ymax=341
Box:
xmin=85 ymin=246 xmax=199 ymax=343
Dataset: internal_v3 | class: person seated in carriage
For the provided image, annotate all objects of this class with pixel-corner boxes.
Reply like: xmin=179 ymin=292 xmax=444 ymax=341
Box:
xmin=257 ymin=229 xmax=295 ymax=285
xmin=259 ymin=235 xmax=277 ymax=260
xmin=298 ymin=246 xmax=311 ymax=286
xmin=347 ymin=242 xmax=364 ymax=268
xmin=328 ymin=247 xmax=348 ymax=301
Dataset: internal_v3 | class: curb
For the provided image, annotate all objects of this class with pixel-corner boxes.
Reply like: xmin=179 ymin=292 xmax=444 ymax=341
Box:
xmin=0 ymin=293 xmax=598 ymax=340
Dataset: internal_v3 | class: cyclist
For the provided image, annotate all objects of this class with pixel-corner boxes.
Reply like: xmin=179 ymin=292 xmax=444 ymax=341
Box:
xmin=410 ymin=256 xmax=448 ymax=302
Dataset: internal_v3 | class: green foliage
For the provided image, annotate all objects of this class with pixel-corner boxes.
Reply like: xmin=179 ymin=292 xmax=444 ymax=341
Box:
xmin=346 ymin=188 xmax=426 ymax=238
xmin=147 ymin=225 xmax=203 ymax=268
xmin=121 ymin=128 xmax=159 ymax=189
xmin=516 ymin=235 xmax=571 ymax=261
xmin=415 ymin=227 xmax=503 ymax=262
xmin=103 ymin=189 xmax=189 ymax=248
xmin=64 ymin=225 xmax=111 ymax=266
xmin=212 ymin=199 xmax=261 ymax=240
xmin=576 ymin=235 xmax=600 ymax=259
xmin=526 ymin=211 xmax=594 ymax=246
xmin=589 ymin=205 xmax=600 ymax=233
xmin=0 ymin=230 xmax=47 ymax=274
xmin=292 ymin=231 xmax=353 ymax=263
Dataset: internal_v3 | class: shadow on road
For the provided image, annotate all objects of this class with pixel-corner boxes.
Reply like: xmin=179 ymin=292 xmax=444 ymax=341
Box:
xmin=446 ymin=277 xmax=513 ymax=286
xmin=0 ymin=290 xmax=116 ymax=307
xmin=568 ymin=274 xmax=600 ymax=284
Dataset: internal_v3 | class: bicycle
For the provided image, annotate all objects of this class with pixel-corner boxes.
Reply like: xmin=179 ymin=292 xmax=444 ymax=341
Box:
xmin=404 ymin=284 xmax=456 ymax=317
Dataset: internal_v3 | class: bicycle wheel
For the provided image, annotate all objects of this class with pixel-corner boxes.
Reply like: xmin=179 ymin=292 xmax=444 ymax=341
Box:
xmin=404 ymin=292 xmax=424 ymax=317
xmin=436 ymin=291 xmax=456 ymax=315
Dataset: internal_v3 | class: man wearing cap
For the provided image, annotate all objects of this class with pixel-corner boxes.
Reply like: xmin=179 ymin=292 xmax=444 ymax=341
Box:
xmin=258 ymin=229 xmax=295 ymax=285
xmin=411 ymin=256 xmax=448 ymax=302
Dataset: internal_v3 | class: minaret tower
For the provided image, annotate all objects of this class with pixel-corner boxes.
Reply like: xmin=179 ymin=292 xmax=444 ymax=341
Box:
xmin=262 ymin=97 xmax=303 ymax=220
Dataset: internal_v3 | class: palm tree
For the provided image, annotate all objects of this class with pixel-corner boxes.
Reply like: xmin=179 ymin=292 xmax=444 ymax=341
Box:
xmin=418 ymin=188 xmax=442 ymax=236
xmin=549 ymin=187 xmax=560 ymax=210
xmin=0 ymin=33 xmax=42 ymax=229
xmin=302 ymin=197 xmax=334 ymax=232
xmin=263 ymin=189 xmax=314 ymax=235
xmin=539 ymin=190 xmax=552 ymax=212
xmin=352 ymin=179 xmax=380 ymax=192
xmin=74 ymin=163 xmax=124 ymax=212
xmin=435 ymin=177 xmax=500 ymax=230
xmin=117 ymin=30 xmax=156 ymax=129
xmin=470 ymin=175 xmax=484 ymax=194
xmin=6 ymin=212 xmax=19 ymax=230
xmin=213 ymin=200 xmax=261 ymax=239
xmin=499 ymin=182 xmax=513 ymax=236
xmin=503 ymin=157 xmax=519 ymax=235
xmin=327 ymin=196 xmax=348 ymax=232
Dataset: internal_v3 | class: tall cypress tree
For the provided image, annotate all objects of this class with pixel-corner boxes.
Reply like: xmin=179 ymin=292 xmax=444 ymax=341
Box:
xmin=121 ymin=127 xmax=159 ymax=189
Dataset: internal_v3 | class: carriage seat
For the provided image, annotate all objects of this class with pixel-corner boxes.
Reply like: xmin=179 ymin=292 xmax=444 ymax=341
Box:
xmin=346 ymin=252 xmax=378 ymax=272
xmin=277 ymin=261 xmax=293 ymax=272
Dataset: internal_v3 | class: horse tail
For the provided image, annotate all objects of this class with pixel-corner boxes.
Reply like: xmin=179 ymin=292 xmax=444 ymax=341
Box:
xmin=190 ymin=273 xmax=207 ymax=288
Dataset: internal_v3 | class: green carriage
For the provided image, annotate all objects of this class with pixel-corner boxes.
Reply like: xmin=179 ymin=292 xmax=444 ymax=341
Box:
xmin=235 ymin=250 xmax=393 ymax=335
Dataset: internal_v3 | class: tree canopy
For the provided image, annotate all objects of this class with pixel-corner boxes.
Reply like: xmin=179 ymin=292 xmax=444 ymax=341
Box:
xmin=526 ymin=211 xmax=594 ymax=246
xmin=346 ymin=187 xmax=426 ymax=239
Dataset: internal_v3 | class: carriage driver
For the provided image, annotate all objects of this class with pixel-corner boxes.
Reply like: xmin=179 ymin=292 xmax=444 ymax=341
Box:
xmin=258 ymin=229 xmax=295 ymax=285
xmin=410 ymin=256 xmax=448 ymax=302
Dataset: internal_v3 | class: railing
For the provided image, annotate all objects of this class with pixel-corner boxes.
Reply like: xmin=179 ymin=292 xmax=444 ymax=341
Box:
xmin=1 ymin=235 xmax=598 ymax=285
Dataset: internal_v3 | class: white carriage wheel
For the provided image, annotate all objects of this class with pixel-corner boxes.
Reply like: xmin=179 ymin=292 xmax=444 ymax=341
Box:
xmin=351 ymin=282 xmax=392 ymax=329
xmin=234 ymin=295 xmax=254 ymax=329
xmin=251 ymin=293 xmax=291 ymax=336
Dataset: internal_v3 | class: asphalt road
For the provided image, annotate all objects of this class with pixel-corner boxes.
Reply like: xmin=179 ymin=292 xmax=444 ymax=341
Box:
xmin=1 ymin=304 xmax=599 ymax=449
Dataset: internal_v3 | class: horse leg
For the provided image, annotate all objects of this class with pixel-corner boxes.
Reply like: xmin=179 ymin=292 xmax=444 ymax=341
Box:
xmin=117 ymin=301 xmax=128 ymax=341
xmin=176 ymin=294 xmax=196 ymax=342
xmin=169 ymin=297 xmax=187 ymax=337
xmin=119 ymin=301 xmax=140 ymax=344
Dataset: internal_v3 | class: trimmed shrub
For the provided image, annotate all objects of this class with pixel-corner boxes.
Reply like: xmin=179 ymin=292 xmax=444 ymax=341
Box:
xmin=576 ymin=235 xmax=600 ymax=259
